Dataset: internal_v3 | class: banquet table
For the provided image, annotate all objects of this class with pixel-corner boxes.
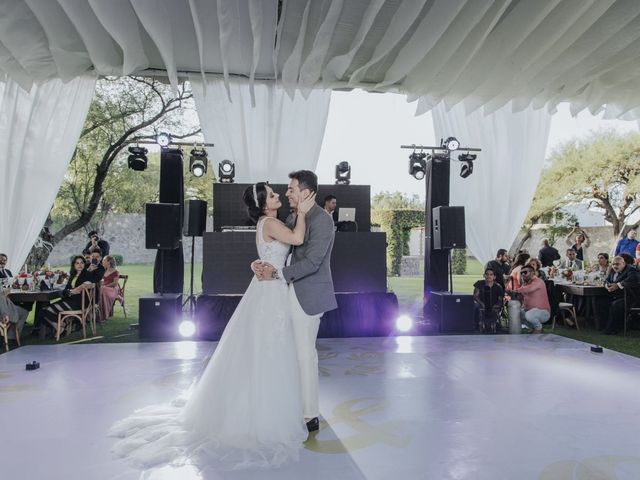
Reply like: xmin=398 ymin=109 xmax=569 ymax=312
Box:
xmin=554 ymin=282 xmax=609 ymax=329
xmin=7 ymin=289 xmax=63 ymax=339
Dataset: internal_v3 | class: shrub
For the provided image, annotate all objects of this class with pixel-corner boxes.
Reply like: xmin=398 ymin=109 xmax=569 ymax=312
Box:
xmin=451 ymin=248 xmax=467 ymax=275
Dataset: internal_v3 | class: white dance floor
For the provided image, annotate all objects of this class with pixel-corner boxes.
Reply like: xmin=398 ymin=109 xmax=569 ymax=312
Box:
xmin=3 ymin=334 xmax=640 ymax=480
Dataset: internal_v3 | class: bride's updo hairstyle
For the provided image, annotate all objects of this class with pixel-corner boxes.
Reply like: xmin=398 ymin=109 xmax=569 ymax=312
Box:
xmin=243 ymin=182 xmax=269 ymax=224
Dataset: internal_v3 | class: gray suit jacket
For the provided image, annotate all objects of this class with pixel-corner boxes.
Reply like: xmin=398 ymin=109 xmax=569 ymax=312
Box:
xmin=282 ymin=204 xmax=337 ymax=316
xmin=560 ymin=259 xmax=583 ymax=270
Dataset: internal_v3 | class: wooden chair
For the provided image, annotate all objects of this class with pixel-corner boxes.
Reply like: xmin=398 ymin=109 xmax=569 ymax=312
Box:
xmin=552 ymin=302 xmax=579 ymax=330
xmin=114 ymin=274 xmax=128 ymax=318
xmin=0 ymin=320 xmax=20 ymax=352
xmin=624 ymin=288 xmax=640 ymax=336
xmin=56 ymin=284 xmax=96 ymax=341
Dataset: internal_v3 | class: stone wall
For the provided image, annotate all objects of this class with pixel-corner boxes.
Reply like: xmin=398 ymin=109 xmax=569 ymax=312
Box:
xmin=47 ymin=214 xmax=213 ymax=266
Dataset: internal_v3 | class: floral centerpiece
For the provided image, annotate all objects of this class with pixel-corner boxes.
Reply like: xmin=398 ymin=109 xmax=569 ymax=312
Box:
xmin=561 ymin=268 xmax=573 ymax=281
xmin=12 ymin=272 xmax=34 ymax=291
xmin=54 ymin=270 xmax=69 ymax=285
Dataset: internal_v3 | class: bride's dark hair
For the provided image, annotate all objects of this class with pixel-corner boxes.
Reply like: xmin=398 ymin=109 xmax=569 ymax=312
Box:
xmin=243 ymin=182 xmax=269 ymax=224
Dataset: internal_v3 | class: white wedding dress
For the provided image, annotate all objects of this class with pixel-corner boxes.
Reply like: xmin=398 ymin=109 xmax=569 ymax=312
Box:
xmin=110 ymin=217 xmax=307 ymax=470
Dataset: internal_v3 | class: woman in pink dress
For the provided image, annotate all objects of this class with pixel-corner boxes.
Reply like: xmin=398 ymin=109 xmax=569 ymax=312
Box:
xmin=99 ymin=256 xmax=120 ymax=322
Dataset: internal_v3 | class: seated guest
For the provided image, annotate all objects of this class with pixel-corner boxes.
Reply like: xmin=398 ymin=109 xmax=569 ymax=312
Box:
xmin=508 ymin=264 xmax=551 ymax=333
xmin=538 ymin=239 xmax=560 ymax=267
xmin=614 ymin=229 xmax=638 ymax=257
xmin=473 ymin=268 xmax=504 ymax=333
xmin=485 ymin=249 xmax=510 ymax=288
xmin=38 ymin=256 xmax=93 ymax=336
xmin=98 ymin=256 xmax=120 ymax=323
xmin=560 ymin=248 xmax=583 ymax=270
xmin=0 ymin=288 xmax=28 ymax=344
xmin=636 ymin=241 xmax=640 ymax=266
xmin=590 ymin=253 xmax=611 ymax=276
xmin=0 ymin=253 xmax=12 ymax=280
xmin=526 ymin=258 xmax=547 ymax=280
xmin=507 ymin=253 xmax=530 ymax=291
xmin=83 ymin=230 xmax=110 ymax=256
xmin=87 ymin=247 xmax=105 ymax=283
xmin=598 ymin=256 xmax=640 ymax=335
xmin=565 ymin=226 xmax=590 ymax=262
xmin=620 ymin=252 xmax=635 ymax=267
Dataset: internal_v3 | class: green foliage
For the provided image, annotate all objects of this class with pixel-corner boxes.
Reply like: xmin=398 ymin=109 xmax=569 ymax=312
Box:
xmin=112 ymin=254 xmax=124 ymax=266
xmin=525 ymin=130 xmax=640 ymax=237
xmin=451 ymin=248 xmax=467 ymax=275
xmin=372 ymin=191 xmax=424 ymax=210
xmin=542 ymin=211 xmax=578 ymax=245
xmin=50 ymin=76 xmax=201 ymax=233
xmin=371 ymin=191 xmax=425 ymax=276
xmin=371 ymin=209 xmax=424 ymax=275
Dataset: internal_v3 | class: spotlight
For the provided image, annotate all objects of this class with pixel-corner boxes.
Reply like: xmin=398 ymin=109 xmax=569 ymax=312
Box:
xmin=218 ymin=160 xmax=235 ymax=183
xmin=156 ymin=132 xmax=172 ymax=148
xmin=408 ymin=152 xmax=427 ymax=180
xmin=189 ymin=147 xmax=208 ymax=177
xmin=395 ymin=315 xmax=413 ymax=333
xmin=443 ymin=137 xmax=460 ymax=151
xmin=458 ymin=153 xmax=476 ymax=179
xmin=335 ymin=161 xmax=351 ymax=185
xmin=178 ymin=319 xmax=196 ymax=338
xmin=127 ymin=146 xmax=148 ymax=171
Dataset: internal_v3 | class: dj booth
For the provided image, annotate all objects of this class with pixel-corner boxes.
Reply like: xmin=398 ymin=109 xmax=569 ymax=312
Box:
xmin=195 ymin=183 xmax=398 ymax=339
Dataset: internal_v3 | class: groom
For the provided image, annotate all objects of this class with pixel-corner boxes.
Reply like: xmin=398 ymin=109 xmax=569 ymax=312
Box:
xmin=254 ymin=170 xmax=337 ymax=432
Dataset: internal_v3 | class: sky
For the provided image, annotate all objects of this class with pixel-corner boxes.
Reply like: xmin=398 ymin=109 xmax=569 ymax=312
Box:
xmin=315 ymin=90 xmax=639 ymax=200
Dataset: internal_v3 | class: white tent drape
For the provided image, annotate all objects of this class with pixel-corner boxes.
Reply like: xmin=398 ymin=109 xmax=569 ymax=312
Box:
xmin=190 ymin=75 xmax=331 ymax=183
xmin=431 ymin=102 xmax=552 ymax=264
xmin=0 ymin=75 xmax=96 ymax=272
xmin=3 ymin=1 xmax=640 ymax=120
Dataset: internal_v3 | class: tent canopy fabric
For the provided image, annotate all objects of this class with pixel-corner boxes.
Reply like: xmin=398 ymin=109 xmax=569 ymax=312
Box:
xmin=3 ymin=0 xmax=640 ymax=118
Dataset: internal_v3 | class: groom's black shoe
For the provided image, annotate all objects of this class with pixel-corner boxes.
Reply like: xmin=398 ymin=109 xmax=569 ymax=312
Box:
xmin=306 ymin=417 xmax=319 ymax=432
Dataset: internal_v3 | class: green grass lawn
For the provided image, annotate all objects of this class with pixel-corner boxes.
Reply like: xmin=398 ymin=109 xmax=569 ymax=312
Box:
xmin=11 ymin=259 xmax=640 ymax=359
xmin=21 ymin=263 xmax=203 ymax=345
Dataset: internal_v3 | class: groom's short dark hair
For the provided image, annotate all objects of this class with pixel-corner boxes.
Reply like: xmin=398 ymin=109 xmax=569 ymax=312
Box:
xmin=289 ymin=170 xmax=318 ymax=193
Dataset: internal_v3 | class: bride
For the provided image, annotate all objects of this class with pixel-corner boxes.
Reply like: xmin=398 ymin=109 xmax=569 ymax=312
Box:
xmin=110 ymin=182 xmax=317 ymax=470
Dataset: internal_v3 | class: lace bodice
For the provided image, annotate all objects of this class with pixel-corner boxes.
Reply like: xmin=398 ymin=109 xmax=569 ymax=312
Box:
xmin=257 ymin=217 xmax=291 ymax=269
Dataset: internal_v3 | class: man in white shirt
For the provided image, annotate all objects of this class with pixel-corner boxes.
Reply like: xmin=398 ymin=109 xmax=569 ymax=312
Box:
xmin=560 ymin=248 xmax=583 ymax=270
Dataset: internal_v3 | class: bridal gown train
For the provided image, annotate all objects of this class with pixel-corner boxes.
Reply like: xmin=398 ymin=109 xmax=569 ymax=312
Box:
xmin=110 ymin=217 xmax=307 ymax=469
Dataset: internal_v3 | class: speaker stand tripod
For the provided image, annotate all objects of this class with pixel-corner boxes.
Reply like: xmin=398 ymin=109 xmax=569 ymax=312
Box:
xmin=183 ymin=236 xmax=197 ymax=315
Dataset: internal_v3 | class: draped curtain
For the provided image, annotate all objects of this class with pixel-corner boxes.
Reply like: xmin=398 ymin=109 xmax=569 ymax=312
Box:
xmin=190 ymin=75 xmax=331 ymax=183
xmin=431 ymin=102 xmax=552 ymax=264
xmin=2 ymin=1 xmax=640 ymax=120
xmin=0 ymin=75 xmax=96 ymax=272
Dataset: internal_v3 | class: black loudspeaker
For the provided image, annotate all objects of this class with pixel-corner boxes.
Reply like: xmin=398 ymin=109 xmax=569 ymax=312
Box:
xmin=432 ymin=206 xmax=466 ymax=250
xmin=139 ymin=293 xmax=183 ymax=340
xmin=184 ymin=199 xmax=208 ymax=236
xmin=428 ymin=292 xmax=475 ymax=333
xmin=159 ymin=148 xmax=184 ymax=204
xmin=146 ymin=203 xmax=182 ymax=249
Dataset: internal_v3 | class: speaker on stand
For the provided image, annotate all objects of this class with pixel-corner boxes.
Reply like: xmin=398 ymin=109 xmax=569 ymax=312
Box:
xmin=432 ymin=206 xmax=466 ymax=293
xmin=183 ymin=199 xmax=207 ymax=314
xmin=153 ymin=148 xmax=185 ymax=295
xmin=146 ymin=202 xmax=182 ymax=295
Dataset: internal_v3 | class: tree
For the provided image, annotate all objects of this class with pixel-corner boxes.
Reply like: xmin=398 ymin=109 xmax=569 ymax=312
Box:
xmin=522 ymin=130 xmax=640 ymax=245
xmin=28 ymin=76 xmax=203 ymax=268
xmin=372 ymin=191 xmax=424 ymax=211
